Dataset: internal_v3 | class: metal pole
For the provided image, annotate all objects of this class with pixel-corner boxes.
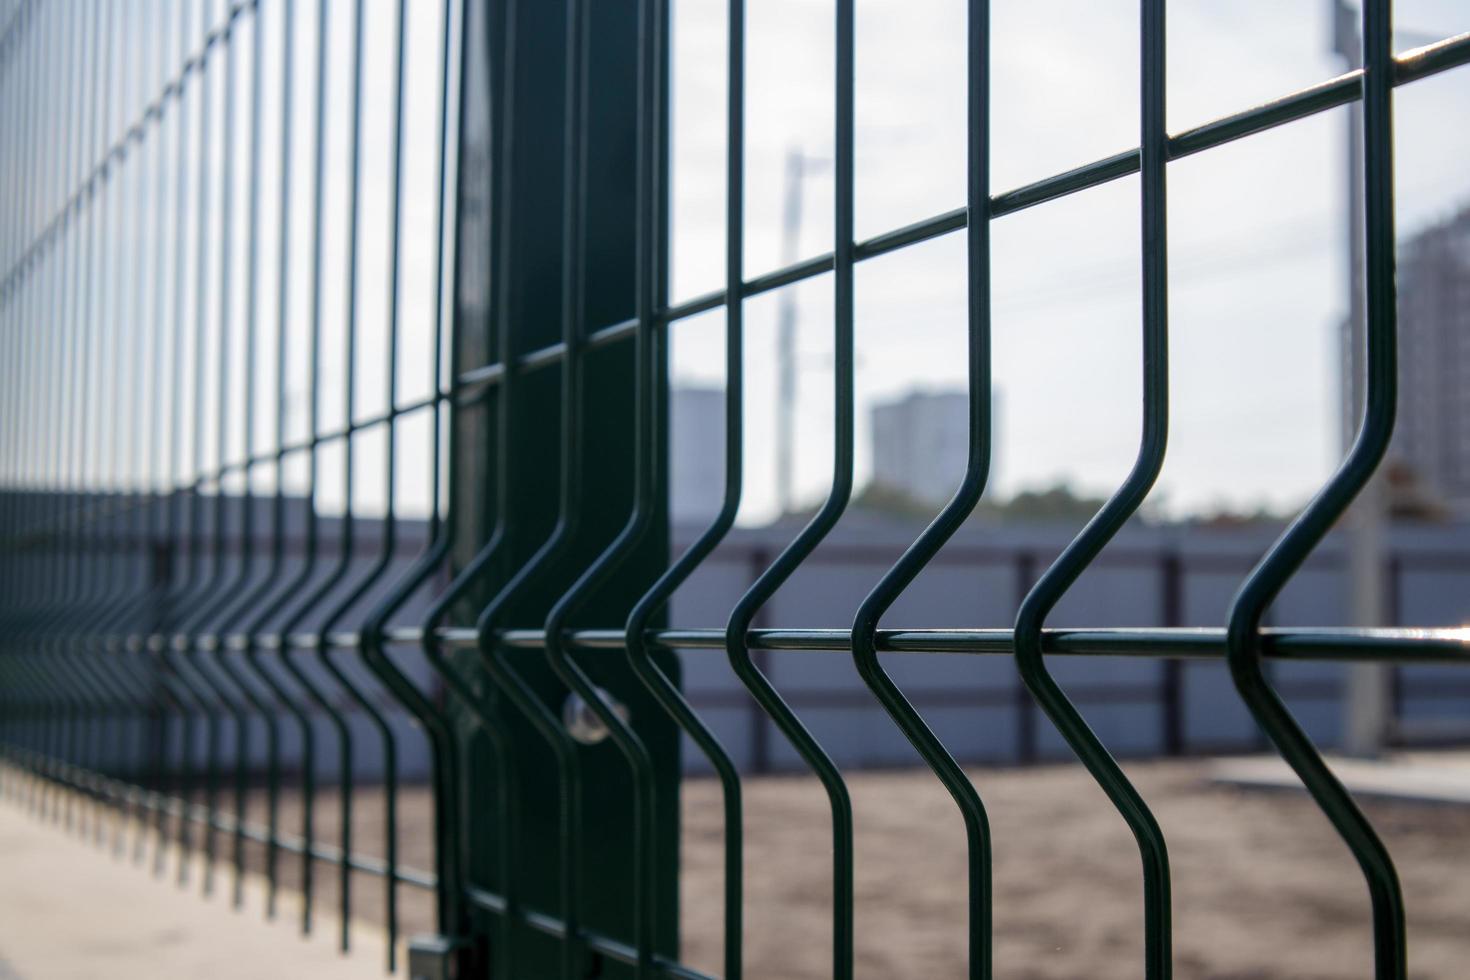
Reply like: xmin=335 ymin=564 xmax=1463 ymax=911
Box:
xmin=774 ymin=149 xmax=804 ymax=517
xmin=1333 ymin=0 xmax=1390 ymax=759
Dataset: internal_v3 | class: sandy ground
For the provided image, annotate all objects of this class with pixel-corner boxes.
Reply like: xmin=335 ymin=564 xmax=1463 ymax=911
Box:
xmin=680 ymin=760 xmax=1470 ymax=979
xmin=2 ymin=757 xmax=1468 ymax=979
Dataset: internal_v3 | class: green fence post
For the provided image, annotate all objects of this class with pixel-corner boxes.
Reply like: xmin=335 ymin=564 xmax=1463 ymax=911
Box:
xmin=440 ymin=1 xmax=680 ymax=976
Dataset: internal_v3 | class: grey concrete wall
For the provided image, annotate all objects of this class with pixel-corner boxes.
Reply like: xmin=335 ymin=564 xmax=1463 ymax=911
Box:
xmin=666 ymin=518 xmax=1470 ymax=774
xmin=94 ymin=513 xmax=1470 ymax=782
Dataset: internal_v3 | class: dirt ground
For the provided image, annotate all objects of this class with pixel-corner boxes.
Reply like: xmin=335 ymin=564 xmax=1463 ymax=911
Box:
xmin=680 ymin=760 xmax=1470 ymax=979
xmin=11 ymin=757 xmax=1470 ymax=979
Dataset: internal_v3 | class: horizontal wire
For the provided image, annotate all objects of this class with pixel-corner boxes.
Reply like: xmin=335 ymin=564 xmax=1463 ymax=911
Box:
xmin=10 ymin=758 xmax=437 ymax=890
xmin=105 ymin=625 xmax=1470 ymax=664
xmin=632 ymin=30 xmax=1470 ymax=325
xmin=463 ymin=886 xmax=715 ymax=980
xmin=2 ymin=316 xmax=643 ymax=547
xmin=6 ymin=27 xmax=1467 ymax=321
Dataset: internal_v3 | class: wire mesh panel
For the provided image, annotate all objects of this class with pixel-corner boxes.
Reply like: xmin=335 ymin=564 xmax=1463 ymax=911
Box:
xmin=3 ymin=0 xmax=1470 ymax=978
xmin=0 ymin=0 xmax=471 ymax=971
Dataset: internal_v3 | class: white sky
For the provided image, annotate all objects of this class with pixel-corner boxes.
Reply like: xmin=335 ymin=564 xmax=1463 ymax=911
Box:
xmin=665 ymin=0 xmax=1470 ymax=522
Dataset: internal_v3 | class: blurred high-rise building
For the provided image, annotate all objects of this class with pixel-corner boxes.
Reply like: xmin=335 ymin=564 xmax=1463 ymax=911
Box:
xmin=869 ymin=389 xmax=983 ymax=509
xmin=1389 ymin=205 xmax=1470 ymax=514
xmin=670 ymin=385 xmax=726 ymax=522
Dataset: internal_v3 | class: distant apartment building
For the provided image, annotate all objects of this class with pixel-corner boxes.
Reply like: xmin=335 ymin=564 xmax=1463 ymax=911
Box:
xmin=869 ymin=389 xmax=975 ymax=508
xmin=1392 ymin=205 xmax=1470 ymax=513
xmin=671 ymin=385 xmax=726 ymax=522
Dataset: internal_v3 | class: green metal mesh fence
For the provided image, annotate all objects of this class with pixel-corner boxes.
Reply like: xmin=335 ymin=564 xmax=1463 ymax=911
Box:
xmin=2 ymin=0 xmax=1470 ymax=977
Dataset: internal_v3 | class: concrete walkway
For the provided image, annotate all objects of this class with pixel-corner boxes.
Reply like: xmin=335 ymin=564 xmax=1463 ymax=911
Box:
xmin=0 ymin=792 xmax=384 ymax=980
xmin=1209 ymin=751 xmax=1470 ymax=805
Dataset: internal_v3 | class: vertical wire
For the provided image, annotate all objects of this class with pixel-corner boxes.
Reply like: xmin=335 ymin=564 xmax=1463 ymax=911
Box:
xmin=113 ymin=1 xmax=153 ymax=845
xmin=49 ymin=0 xmax=92 ymax=839
xmin=271 ymin=0 xmax=356 ymax=935
xmin=4 ymin=0 xmax=21 ymax=265
xmin=28 ymin=0 xmax=69 ymax=822
xmin=21 ymin=0 xmax=45 ymax=761
xmin=172 ymin=0 xmax=263 ymax=903
xmin=467 ymin=0 xmax=602 ymax=971
xmin=168 ymin=0 xmax=202 ymax=884
xmin=78 ymin=4 xmax=127 ymax=827
xmin=75 ymin=0 xmax=132 ymax=852
xmin=88 ymin=1 xmax=144 ymax=854
xmin=417 ymin=0 xmax=524 ymax=970
xmin=1 ymin=0 xmax=33 ymax=625
xmin=0 ymin=0 xmax=15 ymax=789
xmin=70 ymin=30 xmax=96 ymax=659
xmin=536 ymin=0 xmax=665 ymax=968
xmin=24 ymin=0 xmax=54 ymax=790
xmin=216 ymin=0 xmax=281 ymax=907
xmin=144 ymin=1 xmax=205 ymax=863
xmin=74 ymin=1 xmax=132 ymax=848
xmin=393 ymin=0 xmax=479 ymax=940
xmin=1224 ymin=1 xmax=1405 ymax=976
xmin=199 ymin=0 xmax=291 ymax=917
xmin=306 ymin=0 xmax=410 ymax=952
xmin=142 ymin=0 xmax=179 ymax=872
xmin=72 ymin=3 xmax=122 ymax=811
xmin=175 ymin=0 xmax=230 ymax=892
xmin=177 ymin=0 xmax=256 ymax=895
xmin=305 ymin=0 xmax=421 ymax=963
xmin=348 ymin=0 xmax=474 ymax=962
xmin=0 ymin=103 xmax=11 ymax=789
xmin=38 ymin=0 xmax=74 ymax=661
xmin=720 ymin=1 xmax=857 ymax=973
xmin=69 ymin=0 xmax=116 ymax=834
xmin=16 ymin=0 xmax=38 ymax=624
xmin=358 ymin=0 xmax=468 ymax=945
xmin=296 ymin=0 xmax=377 ymax=942
xmin=11 ymin=0 xmax=44 ymax=799
xmin=22 ymin=0 xmax=56 ymax=810
xmin=0 ymin=2 xmax=13 ymax=613
xmin=4 ymin=0 xmax=34 ymax=597
xmin=235 ymin=0 xmax=314 ymax=924
xmin=0 ymin=0 xmax=26 ymax=664
xmin=376 ymin=0 xmax=416 ymax=927
xmin=1011 ymin=1 xmax=1173 ymax=975
xmin=621 ymin=0 xmax=745 ymax=973
xmin=0 ymin=0 xmax=13 ymax=280
xmin=142 ymin=0 xmax=169 ymax=646
xmin=544 ymin=3 xmax=596 ymax=968
xmin=847 ymin=0 xmax=994 ymax=974
xmin=7 ymin=0 xmax=32 ymax=655
xmin=27 ymin=0 xmax=66 ymax=824
xmin=138 ymin=0 xmax=185 ymax=875
xmin=123 ymin=0 xmax=154 ymax=672
xmin=0 ymin=5 xmax=19 ymax=564
xmin=107 ymin=0 xmax=161 ymax=852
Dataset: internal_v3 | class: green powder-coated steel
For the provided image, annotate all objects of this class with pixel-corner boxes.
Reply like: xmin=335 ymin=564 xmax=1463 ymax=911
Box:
xmin=1 ymin=3 xmax=1468 ymax=979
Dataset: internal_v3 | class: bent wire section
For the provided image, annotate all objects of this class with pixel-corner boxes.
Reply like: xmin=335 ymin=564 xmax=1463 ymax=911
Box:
xmin=1224 ymin=1 xmax=1405 ymax=977
xmin=1011 ymin=1 xmax=1172 ymax=976
xmin=722 ymin=4 xmax=857 ymax=977
xmin=623 ymin=1 xmax=746 ymax=977
xmin=847 ymin=2 xmax=993 ymax=977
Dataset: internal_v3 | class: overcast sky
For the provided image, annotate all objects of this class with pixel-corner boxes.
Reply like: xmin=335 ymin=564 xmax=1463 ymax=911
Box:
xmin=664 ymin=0 xmax=1470 ymax=523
